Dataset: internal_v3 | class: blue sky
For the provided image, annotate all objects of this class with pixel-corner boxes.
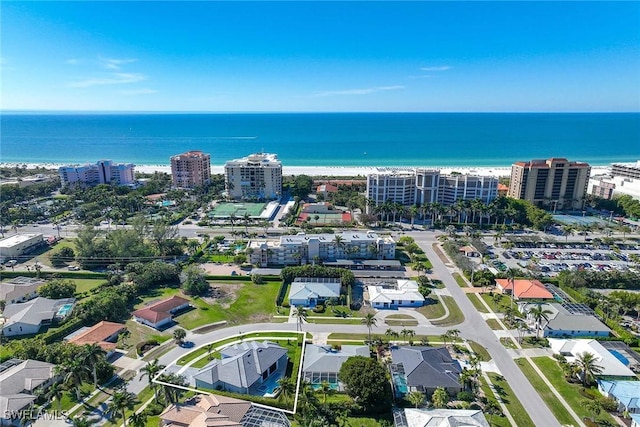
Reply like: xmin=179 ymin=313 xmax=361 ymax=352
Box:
xmin=2 ymin=1 xmax=639 ymax=112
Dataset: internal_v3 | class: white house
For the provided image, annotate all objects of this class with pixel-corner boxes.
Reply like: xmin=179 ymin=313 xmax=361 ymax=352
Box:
xmin=518 ymin=302 xmax=611 ymax=338
xmin=0 ymin=277 xmax=45 ymax=305
xmin=2 ymin=297 xmax=75 ymax=337
xmin=367 ymin=279 xmax=424 ymax=309
xmin=549 ymin=339 xmax=636 ymax=379
xmin=394 ymin=408 xmax=489 ymax=427
xmin=132 ymin=295 xmax=191 ymax=330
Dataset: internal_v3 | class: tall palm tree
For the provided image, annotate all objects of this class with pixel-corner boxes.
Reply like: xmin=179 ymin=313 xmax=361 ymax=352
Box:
xmin=71 ymin=417 xmax=92 ymax=427
xmin=81 ymin=343 xmax=106 ymax=388
xmin=45 ymin=381 xmax=65 ymax=411
xmin=446 ymin=329 xmax=460 ymax=346
xmin=277 ymin=376 xmax=296 ymax=402
xmin=56 ymin=360 xmax=88 ymax=401
xmin=385 ymin=328 xmax=399 ymax=342
xmin=107 ymin=388 xmax=136 ymax=427
xmin=400 ymin=328 xmax=415 ymax=343
xmin=407 ymin=390 xmax=425 ymax=408
xmin=362 ymin=313 xmax=377 ymax=343
xmin=528 ymin=304 xmax=553 ymax=339
xmin=319 ymin=381 xmax=333 ymax=407
xmin=293 ymin=306 xmax=308 ymax=331
xmin=128 ymin=412 xmax=148 ymax=427
xmin=157 ymin=373 xmax=187 ymax=404
xmin=140 ymin=359 xmax=165 ymax=402
xmin=573 ymin=351 xmax=603 ymax=386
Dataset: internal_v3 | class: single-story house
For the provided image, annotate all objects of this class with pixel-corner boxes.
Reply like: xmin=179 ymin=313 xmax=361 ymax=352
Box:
xmin=494 ymin=278 xmax=554 ymax=300
xmin=66 ymin=321 xmax=125 ymax=357
xmin=598 ymin=380 xmax=640 ymax=414
xmin=0 ymin=277 xmax=45 ymax=305
xmin=288 ymin=277 xmax=341 ymax=307
xmin=193 ymin=341 xmax=288 ymax=396
xmin=518 ymin=302 xmax=611 ymax=338
xmin=302 ymin=344 xmax=369 ymax=391
xmin=390 ymin=346 xmax=462 ymax=396
xmin=458 ymin=246 xmax=480 ymax=257
xmin=132 ymin=295 xmax=191 ymax=330
xmin=549 ymin=339 xmax=636 ymax=379
xmin=316 ymin=183 xmax=338 ymax=195
xmin=394 ymin=408 xmax=489 ymax=427
xmin=0 ymin=359 xmax=57 ymax=426
xmin=160 ymin=394 xmax=291 ymax=427
xmin=2 ymin=297 xmax=75 ymax=337
xmin=367 ymin=279 xmax=424 ymax=309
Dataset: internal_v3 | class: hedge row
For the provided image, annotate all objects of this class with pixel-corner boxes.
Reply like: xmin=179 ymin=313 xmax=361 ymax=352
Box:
xmin=43 ymin=318 xmax=85 ymax=344
xmin=0 ymin=271 xmax=108 ymax=280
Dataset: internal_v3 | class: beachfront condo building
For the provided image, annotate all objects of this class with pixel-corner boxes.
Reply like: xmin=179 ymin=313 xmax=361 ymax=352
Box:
xmin=611 ymin=161 xmax=640 ymax=180
xmin=170 ymin=150 xmax=211 ymax=188
xmin=247 ymin=231 xmax=395 ymax=267
xmin=59 ymin=160 xmax=135 ymax=187
xmin=224 ymin=152 xmax=282 ymax=200
xmin=366 ymin=168 xmax=497 ymax=212
xmin=587 ymin=160 xmax=640 ymax=200
xmin=508 ymin=158 xmax=591 ymax=210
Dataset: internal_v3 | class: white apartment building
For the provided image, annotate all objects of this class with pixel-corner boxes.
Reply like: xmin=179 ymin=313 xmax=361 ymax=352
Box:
xmin=247 ymin=231 xmax=396 ymax=267
xmin=225 ymin=153 xmax=283 ymax=200
xmin=59 ymin=160 xmax=135 ymax=187
xmin=366 ymin=168 xmax=497 ymax=212
xmin=588 ymin=160 xmax=640 ymax=200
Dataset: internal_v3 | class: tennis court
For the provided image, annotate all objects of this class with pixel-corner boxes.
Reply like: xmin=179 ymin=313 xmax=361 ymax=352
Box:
xmin=297 ymin=212 xmax=352 ymax=225
xmin=552 ymin=214 xmax=609 ymax=226
xmin=210 ymin=202 xmax=267 ymax=218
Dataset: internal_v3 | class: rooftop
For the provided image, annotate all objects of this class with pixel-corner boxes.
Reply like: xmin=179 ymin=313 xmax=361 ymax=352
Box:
xmin=495 ymin=278 xmax=554 ymax=300
xmin=0 ymin=233 xmax=43 ymax=248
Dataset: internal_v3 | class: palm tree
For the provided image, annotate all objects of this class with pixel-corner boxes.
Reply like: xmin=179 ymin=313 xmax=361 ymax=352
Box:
xmin=407 ymin=390 xmax=425 ymax=408
xmin=56 ymin=360 xmax=88 ymax=401
xmin=385 ymin=328 xmax=399 ymax=342
xmin=293 ymin=306 xmax=308 ymax=331
xmin=277 ymin=376 xmax=296 ymax=402
xmin=81 ymin=343 xmax=106 ymax=388
xmin=128 ymin=412 xmax=148 ymax=427
xmin=431 ymin=386 xmax=449 ymax=408
xmin=400 ymin=328 xmax=415 ymax=343
xmin=157 ymin=373 xmax=187 ymax=404
xmin=484 ymin=400 xmax=502 ymax=425
xmin=446 ymin=329 xmax=460 ymax=346
xmin=71 ymin=417 xmax=92 ymax=427
xmin=582 ymin=398 xmax=603 ymax=422
xmin=362 ymin=313 xmax=377 ymax=343
xmin=573 ymin=351 xmax=603 ymax=386
xmin=319 ymin=381 xmax=333 ymax=407
xmin=107 ymin=388 xmax=136 ymax=426
xmin=440 ymin=333 xmax=449 ymax=348
xmin=140 ymin=359 xmax=165 ymax=402
xmin=528 ymin=304 xmax=553 ymax=339
xmin=45 ymin=381 xmax=65 ymax=411
xmin=206 ymin=343 xmax=215 ymax=360
xmin=173 ymin=328 xmax=187 ymax=344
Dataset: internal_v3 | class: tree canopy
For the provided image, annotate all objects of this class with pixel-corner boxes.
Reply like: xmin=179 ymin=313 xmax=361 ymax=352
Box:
xmin=338 ymin=356 xmax=392 ymax=413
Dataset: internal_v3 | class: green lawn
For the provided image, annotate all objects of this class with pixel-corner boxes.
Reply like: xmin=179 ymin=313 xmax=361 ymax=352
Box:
xmin=73 ymin=278 xmax=105 ymax=295
xmin=41 ymin=239 xmax=77 ymax=267
xmin=468 ymin=340 xmax=491 ymax=362
xmin=430 ymin=296 xmax=465 ymax=326
xmin=308 ymin=318 xmax=364 ymax=325
xmin=477 ymin=376 xmax=511 ymax=427
xmin=174 ymin=280 xmax=281 ymax=329
xmin=467 ymin=294 xmax=490 ymax=313
xmin=530 ymin=356 xmax=617 ymax=425
xmin=486 ymin=319 xmax=503 ymax=330
xmin=487 ymin=372 xmax=535 ymax=427
xmin=514 ymin=358 xmax=577 ymax=426
xmin=416 ymin=297 xmax=445 ymax=319
xmin=452 ymin=272 xmax=469 ymax=288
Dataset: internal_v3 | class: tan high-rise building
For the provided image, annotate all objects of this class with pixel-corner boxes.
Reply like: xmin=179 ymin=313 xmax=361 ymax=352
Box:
xmin=224 ymin=153 xmax=282 ymax=200
xmin=508 ymin=158 xmax=591 ymax=210
xmin=170 ymin=151 xmax=211 ymax=188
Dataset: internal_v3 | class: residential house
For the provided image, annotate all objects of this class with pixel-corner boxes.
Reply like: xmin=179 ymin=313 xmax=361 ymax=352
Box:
xmin=632 ymin=413 xmax=640 ymax=427
xmin=494 ymin=278 xmax=554 ymax=301
xmin=0 ymin=277 xmax=45 ymax=305
xmin=0 ymin=359 xmax=57 ymax=426
xmin=302 ymin=344 xmax=369 ymax=391
xmin=390 ymin=346 xmax=462 ymax=397
xmin=2 ymin=297 xmax=75 ymax=337
xmin=597 ymin=380 xmax=640 ymax=414
xmin=316 ymin=183 xmax=338 ymax=196
xmin=288 ymin=278 xmax=341 ymax=308
xmin=549 ymin=339 xmax=636 ymax=379
xmin=518 ymin=302 xmax=611 ymax=338
xmin=367 ymin=279 xmax=424 ymax=309
xmin=393 ymin=408 xmax=489 ymax=427
xmin=132 ymin=295 xmax=191 ymax=330
xmin=193 ymin=341 xmax=288 ymax=396
xmin=159 ymin=394 xmax=291 ymax=427
xmin=66 ymin=321 xmax=125 ymax=357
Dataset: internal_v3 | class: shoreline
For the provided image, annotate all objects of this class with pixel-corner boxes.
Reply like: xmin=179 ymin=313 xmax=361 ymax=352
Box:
xmin=0 ymin=162 xmax=612 ymax=178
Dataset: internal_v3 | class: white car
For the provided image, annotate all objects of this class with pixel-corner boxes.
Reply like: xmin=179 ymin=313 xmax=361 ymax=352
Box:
xmin=67 ymin=265 xmax=80 ymax=271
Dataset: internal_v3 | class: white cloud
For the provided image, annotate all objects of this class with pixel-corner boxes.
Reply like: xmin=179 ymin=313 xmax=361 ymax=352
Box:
xmin=408 ymin=75 xmax=432 ymax=79
xmin=69 ymin=72 xmax=147 ymax=88
xmin=420 ymin=66 xmax=452 ymax=72
xmin=119 ymin=88 xmax=157 ymax=95
xmin=99 ymin=56 xmax=138 ymax=70
xmin=66 ymin=58 xmax=82 ymax=65
xmin=313 ymin=85 xmax=405 ymax=97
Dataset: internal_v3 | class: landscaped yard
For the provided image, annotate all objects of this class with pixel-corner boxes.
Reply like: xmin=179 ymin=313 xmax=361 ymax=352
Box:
xmin=430 ymin=296 xmax=465 ymax=326
xmin=452 ymin=272 xmax=469 ymax=287
xmin=530 ymin=356 xmax=617 ymax=425
xmin=514 ymin=358 xmax=576 ymax=426
xmin=416 ymin=296 xmax=445 ymax=319
xmin=477 ymin=376 xmax=511 ymax=427
xmin=487 ymin=372 xmax=535 ymax=427
xmin=486 ymin=319 xmax=503 ymax=330
xmin=384 ymin=314 xmax=419 ymax=326
xmin=467 ymin=293 xmax=490 ymax=313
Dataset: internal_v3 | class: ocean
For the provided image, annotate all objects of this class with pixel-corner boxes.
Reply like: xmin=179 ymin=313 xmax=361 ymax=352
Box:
xmin=1 ymin=113 xmax=638 ymax=167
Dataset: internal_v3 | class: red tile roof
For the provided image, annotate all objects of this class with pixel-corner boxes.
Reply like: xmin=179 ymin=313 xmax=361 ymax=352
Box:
xmin=68 ymin=321 xmax=125 ymax=351
xmin=133 ymin=295 xmax=190 ymax=324
xmin=495 ymin=279 xmax=553 ymax=300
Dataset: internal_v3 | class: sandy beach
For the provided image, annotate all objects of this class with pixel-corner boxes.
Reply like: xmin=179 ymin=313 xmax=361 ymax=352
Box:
xmin=0 ymin=162 xmax=611 ymax=179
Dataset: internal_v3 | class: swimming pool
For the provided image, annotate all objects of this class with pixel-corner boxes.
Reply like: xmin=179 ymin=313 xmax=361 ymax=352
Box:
xmin=56 ymin=303 xmax=74 ymax=317
xmin=392 ymin=372 xmax=408 ymax=397
xmin=256 ymin=373 xmax=283 ymax=398
xmin=609 ymin=349 xmax=630 ymax=366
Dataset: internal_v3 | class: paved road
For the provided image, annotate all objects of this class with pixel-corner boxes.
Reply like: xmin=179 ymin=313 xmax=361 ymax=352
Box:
xmin=411 ymin=231 xmax=561 ymax=427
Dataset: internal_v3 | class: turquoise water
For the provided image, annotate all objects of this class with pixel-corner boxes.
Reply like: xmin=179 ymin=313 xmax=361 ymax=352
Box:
xmin=256 ymin=372 xmax=283 ymax=397
xmin=1 ymin=113 xmax=638 ymax=166
xmin=392 ymin=372 xmax=408 ymax=396
xmin=57 ymin=303 xmax=74 ymax=317
xmin=608 ymin=349 xmax=630 ymax=366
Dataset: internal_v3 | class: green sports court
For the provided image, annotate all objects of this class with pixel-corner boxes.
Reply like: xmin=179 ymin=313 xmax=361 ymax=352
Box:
xmin=209 ymin=202 xmax=267 ymax=218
